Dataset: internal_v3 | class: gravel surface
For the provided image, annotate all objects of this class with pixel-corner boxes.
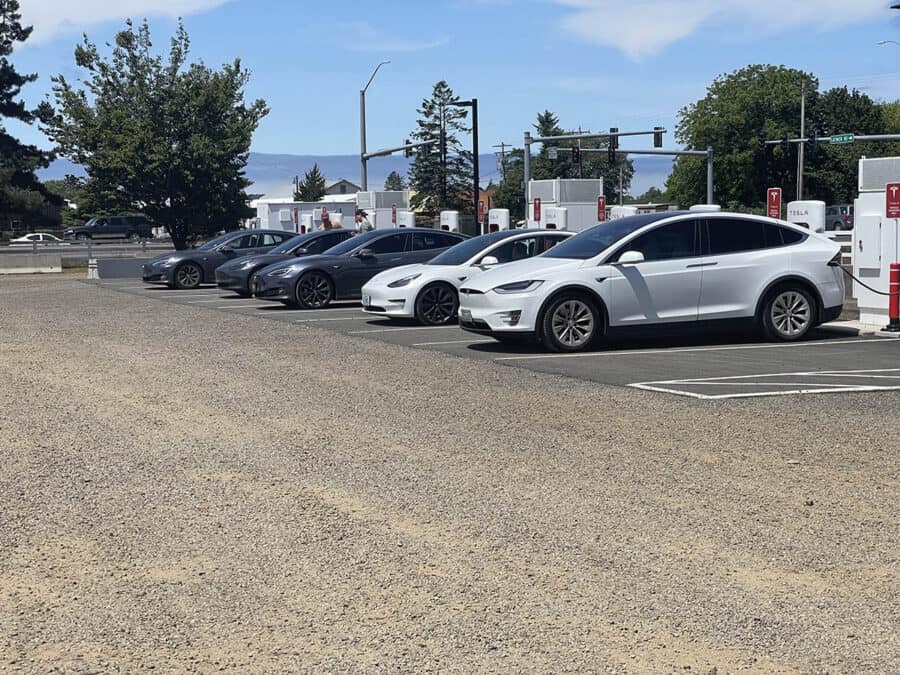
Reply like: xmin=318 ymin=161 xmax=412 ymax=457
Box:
xmin=1 ymin=275 xmax=897 ymax=673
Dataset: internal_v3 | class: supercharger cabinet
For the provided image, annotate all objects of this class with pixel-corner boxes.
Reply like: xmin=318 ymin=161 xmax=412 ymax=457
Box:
xmin=440 ymin=211 xmax=460 ymax=232
xmin=487 ymin=209 xmax=510 ymax=232
xmin=526 ymin=179 xmax=603 ymax=232
xmin=357 ymin=190 xmax=411 ymax=229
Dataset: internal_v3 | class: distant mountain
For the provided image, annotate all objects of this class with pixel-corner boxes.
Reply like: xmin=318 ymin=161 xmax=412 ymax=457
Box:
xmin=37 ymin=151 xmax=674 ymax=197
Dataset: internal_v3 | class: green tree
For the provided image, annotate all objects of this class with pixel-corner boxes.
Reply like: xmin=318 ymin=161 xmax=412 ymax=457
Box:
xmin=492 ymin=148 xmax=526 ymax=220
xmin=43 ymin=20 xmax=268 ymax=249
xmin=294 ymin=163 xmax=326 ymax=201
xmin=43 ymin=177 xmax=85 ymax=227
xmin=408 ymin=80 xmax=474 ymax=215
xmin=383 ymin=170 xmax=405 ymax=191
xmin=627 ymin=186 xmax=669 ymax=204
xmin=0 ymin=0 xmax=58 ymax=226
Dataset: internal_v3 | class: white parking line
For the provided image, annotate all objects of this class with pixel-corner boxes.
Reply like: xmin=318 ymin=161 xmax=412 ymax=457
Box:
xmin=294 ymin=317 xmax=370 ymax=323
xmin=494 ymin=338 xmax=882 ymax=361
xmin=412 ymin=338 xmax=494 ymax=346
xmin=349 ymin=326 xmax=444 ymax=334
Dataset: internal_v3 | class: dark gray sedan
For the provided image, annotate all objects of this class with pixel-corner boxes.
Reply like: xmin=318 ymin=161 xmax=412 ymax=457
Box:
xmin=142 ymin=229 xmax=294 ymax=289
xmin=253 ymin=228 xmax=467 ymax=308
xmin=214 ymin=229 xmax=354 ymax=297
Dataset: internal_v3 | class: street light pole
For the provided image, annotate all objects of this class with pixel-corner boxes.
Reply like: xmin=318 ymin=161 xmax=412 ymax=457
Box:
xmin=448 ymin=98 xmax=479 ymax=234
xmin=359 ymin=60 xmax=390 ymax=192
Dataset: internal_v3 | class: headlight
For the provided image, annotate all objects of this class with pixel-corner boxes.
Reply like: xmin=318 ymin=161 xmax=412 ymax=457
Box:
xmin=267 ymin=266 xmax=298 ymax=277
xmin=492 ymin=280 xmax=544 ymax=294
xmin=387 ymin=273 xmax=422 ymax=288
xmin=160 ymin=257 xmax=179 ymax=267
xmin=239 ymin=260 xmax=257 ymax=269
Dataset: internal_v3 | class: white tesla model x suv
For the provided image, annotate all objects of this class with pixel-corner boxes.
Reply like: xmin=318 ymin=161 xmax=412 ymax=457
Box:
xmin=458 ymin=211 xmax=844 ymax=352
xmin=361 ymin=229 xmax=573 ymax=325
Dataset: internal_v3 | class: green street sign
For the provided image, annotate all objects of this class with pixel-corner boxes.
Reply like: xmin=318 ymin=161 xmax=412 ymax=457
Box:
xmin=830 ymin=134 xmax=854 ymax=145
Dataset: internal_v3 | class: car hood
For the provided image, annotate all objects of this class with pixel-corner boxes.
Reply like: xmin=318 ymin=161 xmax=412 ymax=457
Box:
xmin=365 ymin=263 xmax=427 ymax=286
xmin=218 ymin=253 xmax=290 ymax=272
xmin=460 ymin=256 xmax=581 ymax=292
xmin=146 ymin=251 xmax=200 ymax=265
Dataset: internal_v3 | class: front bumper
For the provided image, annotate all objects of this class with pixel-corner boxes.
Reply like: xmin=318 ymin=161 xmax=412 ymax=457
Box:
xmin=253 ymin=273 xmax=294 ymax=302
xmin=142 ymin=263 xmax=173 ymax=284
xmin=458 ymin=289 xmax=540 ymax=334
xmin=361 ymin=283 xmax=415 ymax=318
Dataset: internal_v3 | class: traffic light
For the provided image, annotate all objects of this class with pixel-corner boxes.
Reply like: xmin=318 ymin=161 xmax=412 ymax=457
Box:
xmin=403 ymin=139 xmax=413 ymax=159
xmin=780 ymin=134 xmax=790 ymax=155
xmin=808 ymin=132 xmax=818 ymax=157
xmin=572 ymin=146 xmax=581 ymax=162
xmin=608 ymin=127 xmax=618 ymax=163
xmin=653 ymin=126 xmax=663 ymax=148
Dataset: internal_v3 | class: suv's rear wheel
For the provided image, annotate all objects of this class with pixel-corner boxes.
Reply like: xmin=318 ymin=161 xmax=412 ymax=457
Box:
xmin=540 ymin=293 xmax=600 ymax=352
xmin=762 ymin=285 xmax=816 ymax=341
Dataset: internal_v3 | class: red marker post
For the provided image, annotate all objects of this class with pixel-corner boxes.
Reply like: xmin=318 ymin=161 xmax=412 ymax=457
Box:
xmin=391 ymin=204 xmax=397 ymax=226
xmin=597 ymin=195 xmax=607 ymax=223
xmin=533 ymin=197 xmax=541 ymax=223
xmin=767 ymin=188 xmax=782 ymax=219
xmin=886 ymin=263 xmax=900 ymax=332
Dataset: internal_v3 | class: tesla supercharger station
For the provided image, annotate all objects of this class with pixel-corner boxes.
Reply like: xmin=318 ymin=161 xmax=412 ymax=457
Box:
xmin=299 ymin=213 xmax=313 ymax=234
xmin=786 ymin=200 xmax=826 ymax=233
xmin=487 ymin=209 xmax=510 ymax=232
xmin=440 ymin=211 xmax=460 ymax=232
xmin=543 ymin=206 xmax=568 ymax=230
xmin=397 ymin=210 xmax=416 ymax=228
xmin=526 ymin=178 xmax=603 ymax=231
xmin=609 ymin=206 xmax=639 ymax=220
xmin=853 ymin=157 xmax=900 ymax=326
xmin=357 ymin=190 xmax=411 ymax=230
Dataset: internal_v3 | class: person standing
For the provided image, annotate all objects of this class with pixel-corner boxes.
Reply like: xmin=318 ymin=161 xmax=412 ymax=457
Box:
xmin=355 ymin=209 xmax=373 ymax=232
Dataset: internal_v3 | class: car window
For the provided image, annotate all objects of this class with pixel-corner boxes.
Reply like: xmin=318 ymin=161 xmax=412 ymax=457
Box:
xmin=96 ymin=218 xmax=108 ymax=227
xmin=367 ymin=233 xmax=406 ymax=254
xmin=540 ymin=235 xmax=567 ymax=252
xmin=617 ymin=220 xmax=698 ymax=262
xmin=706 ymin=218 xmax=766 ymax=255
xmin=221 ymin=234 xmax=253 ymax=250
xmin=412 ymin=232 xmax=457 ymax=251
xmin=481 ymin=236 xmax=540 ymax=263
xmin=547 ymin=212 xmax=682 ymax=260
xmin=780 ymin=228 xmax=805 ymax=245
xmin=260 ymin=233 xmax=281 ymax=247
xmin=304 ymin=233 xmax=340 ymax=254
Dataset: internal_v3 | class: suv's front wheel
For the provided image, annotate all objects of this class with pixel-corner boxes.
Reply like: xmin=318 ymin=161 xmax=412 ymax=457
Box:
xmin=762 ymin=285 xmax=817 ymax=341
xmin=540 ymin=293 xmax=601 ymax=352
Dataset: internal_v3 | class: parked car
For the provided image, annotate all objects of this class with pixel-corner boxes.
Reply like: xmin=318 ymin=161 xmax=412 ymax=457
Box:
xmin=64 ymin=215 xmax=154 ymax=241
xmin=9 ymin=233 xmax=68 ymax=246
xmin=458 ymin=212 xmax=844 ymax=352
xmin=215 ymin=229 xmax=355 ymax=297
xmin=361 ymin=229 xmax=574 ymax=325
xmin=142 ymin=229 xmax=294 ymax=289
xmin=825 ymin=204 xmax=854 ymax=231
xmin=254 ymin=227 xmax=467 ymax=308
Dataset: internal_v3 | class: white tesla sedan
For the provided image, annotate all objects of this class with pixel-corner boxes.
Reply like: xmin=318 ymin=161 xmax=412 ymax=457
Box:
xmin=361 ymin=229 xmax=573 ymax=325
xmin=458 ymin=211 xmax=844 ymax=352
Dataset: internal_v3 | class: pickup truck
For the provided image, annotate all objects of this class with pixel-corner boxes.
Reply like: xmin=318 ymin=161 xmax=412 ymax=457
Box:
xmin=64 ymin=215 xmax=154 ymax=241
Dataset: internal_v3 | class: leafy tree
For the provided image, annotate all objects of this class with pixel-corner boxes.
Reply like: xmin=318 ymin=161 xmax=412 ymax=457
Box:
xmin=384 ymin=170 xmax=405 ymax=191
xmin=408 ymin=80 xmax=474 ymax=215
xmin=294 ymin=163 xmax=326 ymax=201
xmin=492 ymin=147 xmax=526 ymax=220
xmin=43 ymin=177 xmax=85 ymax=227
xmin=0 ymin=0 xmax=57 ymax=226
xmin=628 ymin=186 xmax=669 ymax=204
xmin=43 ymin=20 xmax=268 ymax=249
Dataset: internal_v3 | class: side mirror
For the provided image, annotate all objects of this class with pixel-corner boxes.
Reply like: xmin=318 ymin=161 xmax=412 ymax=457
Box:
xmin=294 ymin=247 xmax=308 ymax=256
xmin=479 ymin=255 xmax=499 ymax=267
xmin=356 ymin=248 xmax=374 ymax=259
xmin=614 ymin=250 xmax=644 ymax=265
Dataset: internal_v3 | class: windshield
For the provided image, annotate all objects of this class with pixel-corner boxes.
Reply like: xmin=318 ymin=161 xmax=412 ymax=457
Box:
xmin=270 ymin=233 xmax=315 ymax=255
xmin=319 ymin=230 xmax=381 ymax=256
xmin=196 ymin=231 xmax=240 ymax=250
xmin=427 ymin=231 xmax=516 ymax=266
xmin=542 ymin=213 xmax=683 ymax=260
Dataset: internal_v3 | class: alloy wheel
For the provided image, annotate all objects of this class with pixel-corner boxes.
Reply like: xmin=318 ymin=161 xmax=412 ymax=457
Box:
xmin=770 ymin=290 xmax=811 ymax=338
xmin=297 ymin=273 xmax=331 ymax=307
xmin=550 ymin=299 xmax=595 ymax=348
xmin=419 ymin=285 xmax=457 ymax=324
xmin=176 ymin=264 xmax=201 ymax=289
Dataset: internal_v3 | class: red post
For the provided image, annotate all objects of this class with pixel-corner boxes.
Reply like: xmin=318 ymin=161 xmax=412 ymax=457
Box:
xmin=885 ymin=262 xmax=900 ymax=332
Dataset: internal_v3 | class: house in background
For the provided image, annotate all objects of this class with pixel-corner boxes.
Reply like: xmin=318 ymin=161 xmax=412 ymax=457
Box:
xmin=324 ymin=179 xmax=361 ymax=196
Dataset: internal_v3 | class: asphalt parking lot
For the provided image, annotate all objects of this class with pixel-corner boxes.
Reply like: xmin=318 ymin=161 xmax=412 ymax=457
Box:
xmin=97 ymin=279 xmax=900 ymax=400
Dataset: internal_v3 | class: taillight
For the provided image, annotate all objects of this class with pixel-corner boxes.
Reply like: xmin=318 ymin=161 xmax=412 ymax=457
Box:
xmin=844 ymin=215 xmax=851 ymax=222
xmin=828 ymin=251 xmax=842 ymax=267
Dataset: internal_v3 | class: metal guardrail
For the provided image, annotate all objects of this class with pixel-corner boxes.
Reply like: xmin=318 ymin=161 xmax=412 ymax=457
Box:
xmin=0 ymin=240 xmax=175 ymax=260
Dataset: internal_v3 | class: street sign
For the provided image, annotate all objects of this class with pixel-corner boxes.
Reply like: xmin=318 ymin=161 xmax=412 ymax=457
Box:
xmin=886 ymin=183 xmax=900 ymax=219
xmin=292 ymin=207 xmax=298 ymax=226
xmin=477 ymin=199 xmax=485 ymax=224
xmin=767 ymin=188 xmax=782 ymax=219
xmin=391 ymin=204 xmax=397 ymax=225
xmin=597 ymin=195 xmax=607 ymax=222
xmin=534 ymin=197 xmax=541 ymax=222
xmin=830 ymin=134 xmax=854 ymax=145
xmin=548 ymin=148 xmax=558 ymax=160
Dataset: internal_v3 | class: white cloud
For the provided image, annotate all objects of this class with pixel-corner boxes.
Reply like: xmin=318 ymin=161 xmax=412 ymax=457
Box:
xmin=346 ymin=22 xmax=450 ymax=52
xmin=20 ymin=0 xmax=232 ymax=45
xmin=552 ymin=0 xmax=886 ymax=60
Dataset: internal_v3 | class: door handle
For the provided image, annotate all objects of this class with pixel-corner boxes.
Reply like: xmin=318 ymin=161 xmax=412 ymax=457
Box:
xmin=686 ymin=262 xmax=718 ymax=268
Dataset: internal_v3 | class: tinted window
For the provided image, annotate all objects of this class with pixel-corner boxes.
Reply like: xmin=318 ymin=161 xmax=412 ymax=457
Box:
xmin=368 ymin=233 xmax=406 ymax=254
xmin=619 ymin=220 xmax=697 ymax=261
xmin=540 ymin=235 xmax=567 ymax=252
xmin=427 ymin=231 xmax=513 ymax=265
xmin=198 ymin=231 xmax=242 ymax=250
xmin=413 ymin=231 xmax=460 ymax=251
xmin=260 ymin=233 xmax=281 ymax=247
xmin=305 ymin=232 xmax=344 ymax=254
xmin=221 ymin=234 xmax=254 ymax=250
xmin=781 ymin=227 xmax=805 ymax=245
xmin=707 ymin=218 xmax=765 ymax=254
xmin=764 ymin=224 xmax=784 ymax=247
xmin=545 ymin=212 xmax=684 ymax=260
xmin=482 ymin=236 xmax=539 ymax=263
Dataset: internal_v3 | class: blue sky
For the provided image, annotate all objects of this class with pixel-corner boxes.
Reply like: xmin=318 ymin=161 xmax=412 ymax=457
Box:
xmin=12 ymin=0 xmax=900 ymax=185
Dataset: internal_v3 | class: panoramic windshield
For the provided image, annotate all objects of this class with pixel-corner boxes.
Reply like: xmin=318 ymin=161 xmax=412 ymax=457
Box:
xmin=197 ymin=231 xmax=240 ymax=250
xmin=427 ymin=231 xmax=514 ymax=265
xmin=319 ymin=230 xmax=380 ymax=256
xmin=542 ymin=213 xmax=683 ymax=260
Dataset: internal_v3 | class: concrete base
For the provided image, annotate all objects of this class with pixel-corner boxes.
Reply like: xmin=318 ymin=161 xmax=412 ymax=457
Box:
xmin=0 ymin=254 xmax=62 ymax=274
xmin=875 ymin=330 xmax=900 ymax=338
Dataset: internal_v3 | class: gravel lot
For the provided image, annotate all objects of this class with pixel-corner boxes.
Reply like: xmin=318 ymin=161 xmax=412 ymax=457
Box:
xmin=1 ymin=275 xmax=898 ymax=673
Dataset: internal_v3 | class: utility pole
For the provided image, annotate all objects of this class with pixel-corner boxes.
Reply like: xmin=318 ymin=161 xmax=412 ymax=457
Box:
xmin=493 ymin=142 xmax=510 ymax=182
xmin=618 ymin=166 xmax=624 ymax=205
xmin=359 ymin=60 xmax=390 ymax=192
xmin=798 ymin=81 xmax=806 ymax=201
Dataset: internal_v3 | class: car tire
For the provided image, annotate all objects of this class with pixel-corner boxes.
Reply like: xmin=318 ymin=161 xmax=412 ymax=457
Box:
xmin=294 ymin=271 xmax=334 ymax=309
xmin=128 ymin=232 xmax=141 ymax=242
xmin=761 ymin=285 xmax=817 ymax=342
xmin=414 ymin=283 xmax=458 ymax=325
xmin=76 ymin=233 xmax=89 ymax=241
xmin=539 ymin=292 xmax=601 ymax=353
xmin=174 ymin=262 xmax=203 ymax=290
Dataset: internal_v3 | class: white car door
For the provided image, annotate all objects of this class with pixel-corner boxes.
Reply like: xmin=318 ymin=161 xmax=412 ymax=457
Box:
xmin=606 ymin=219 xmax=703 ymax=326
xmin=697 ymin=217 xmax=791 ymax=320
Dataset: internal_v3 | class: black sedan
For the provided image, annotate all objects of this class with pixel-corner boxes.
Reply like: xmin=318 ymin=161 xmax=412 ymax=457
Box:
xmin=214 ymin=229 xmax=354 ymax=297
xmin=142 ymin=229 xmax=294 ymax=289
xmin=253 ymin=227 xmax=467 ymax=308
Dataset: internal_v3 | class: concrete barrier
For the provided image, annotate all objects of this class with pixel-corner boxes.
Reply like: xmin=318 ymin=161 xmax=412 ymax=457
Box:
xmin=0 ymin=254 xmax=62 ymax=274
xmin=96 ymin=257 xmax=153 ymax=279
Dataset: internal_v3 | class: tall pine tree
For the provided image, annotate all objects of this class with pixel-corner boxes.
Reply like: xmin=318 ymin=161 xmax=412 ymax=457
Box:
xmin=294 ymin=163 xmax=326 ymax=201
xmin=408 ymin=81 xmax=473 ymax=215
xmin=384 ymin=170 xmax=405 ymax=191
xmin=0 ymin=0 xmax=55 ymax=223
